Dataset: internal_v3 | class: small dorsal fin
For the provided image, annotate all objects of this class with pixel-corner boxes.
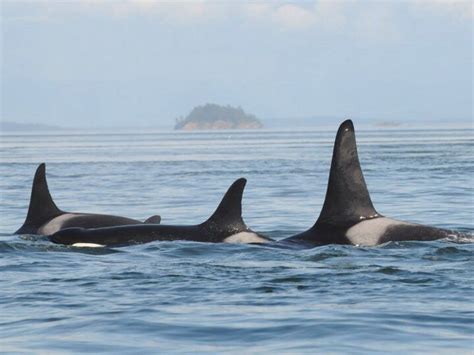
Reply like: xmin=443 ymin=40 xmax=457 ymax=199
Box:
xmin=15 ymin=163 xmax=63 ymax=234
xmin=144 ymin=215 xmax=161 ymax=224
xmin=315 ymin=120 xmax=380 ymax=228
xmin=202 ymin=178 xmax=247 ymax=231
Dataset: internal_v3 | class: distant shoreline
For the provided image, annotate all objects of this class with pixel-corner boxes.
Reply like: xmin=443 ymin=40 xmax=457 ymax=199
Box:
xmin=1 ymin=121 xmax=65 ymax=132
xmin=1 ymin=123 xmax=472 ymax=136
xmin=2 ymin=117 xmax=472 ymax=133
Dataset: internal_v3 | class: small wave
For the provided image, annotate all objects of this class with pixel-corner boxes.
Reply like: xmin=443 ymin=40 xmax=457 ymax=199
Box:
xmin=435 ymin=246 xmax=471 ymax=256
xmin=422 ymin=245 xmax=473 ymax=262
xmin=269 ymin=275 xmax=309 ymax=284
xmin=303 ymin=245 xmax=350 ymax=262
xmin=305 ymin=251 xmax=348 ymax=262
xmin=376 ymin=266 xmax=403 ymax=275
xmin=398 ymin=277 xmax=436 ymax=284
xmin=445 ymin=233 xmax=474 ymax=244
xmin=19 ymin=234 xmax=49 ymax=242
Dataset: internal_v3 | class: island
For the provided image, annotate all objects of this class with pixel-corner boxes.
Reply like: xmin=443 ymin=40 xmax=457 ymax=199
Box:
xmin=174 ymin=103 xmax=263 ymax=130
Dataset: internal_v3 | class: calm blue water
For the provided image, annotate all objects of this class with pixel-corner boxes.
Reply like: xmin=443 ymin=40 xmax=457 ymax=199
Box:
xmin=1 ymin=128 xmax=473 ymax=353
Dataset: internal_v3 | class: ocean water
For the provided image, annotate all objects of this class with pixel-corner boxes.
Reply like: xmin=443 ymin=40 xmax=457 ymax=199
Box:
xmin=0 ymin=127 xmax=473 ymax=353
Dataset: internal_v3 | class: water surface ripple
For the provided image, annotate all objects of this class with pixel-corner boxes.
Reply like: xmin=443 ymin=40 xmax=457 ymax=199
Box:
xmin=0 ymin=128 xmax=473 ymax=353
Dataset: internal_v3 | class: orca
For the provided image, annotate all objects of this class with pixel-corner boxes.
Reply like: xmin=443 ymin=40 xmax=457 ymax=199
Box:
xmin=49 ymin=178 xmax=272 ymax=247
xmin=282 ymin=119 xmax=467 ymax=247
xmin=15 ymin=163 xmax=161 ymax=235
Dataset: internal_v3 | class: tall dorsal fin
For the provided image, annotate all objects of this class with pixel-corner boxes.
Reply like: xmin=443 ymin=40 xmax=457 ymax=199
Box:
xmin=315 ymin=120 xmax=380 ymax=228
xmin=15 ymin=163 xmax=63 ymax=234
xmin=202 ymin=178 xmax=247 ymax=231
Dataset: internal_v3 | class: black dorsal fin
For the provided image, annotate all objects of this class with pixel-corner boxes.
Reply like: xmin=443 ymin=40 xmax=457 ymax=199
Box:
xmin=15 ymin=163 xmax=63 ymax=234
xmin=144 ymin=215 xmax=161 ymax=224
xmin=315 ymin=120 xmax=380 ymax=228
xmin=202 ymin=178 xmax=247 ymax=231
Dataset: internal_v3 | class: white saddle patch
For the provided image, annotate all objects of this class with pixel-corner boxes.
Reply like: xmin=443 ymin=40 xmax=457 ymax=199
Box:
xmin=72 ymin=243 xmax=105 ymax=248
xmin=223 ymin=232 xmax=268 ymax=244
xmin=345 ymin=217 xmax=411 ymax=246
xmin=39 ymin=213 xmax=77 ymax=235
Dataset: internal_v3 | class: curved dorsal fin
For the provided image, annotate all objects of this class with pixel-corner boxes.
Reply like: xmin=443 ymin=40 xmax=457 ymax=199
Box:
xmin=144 ymin=215 xmax=161 ymax=224
xmin=315 ymin=120 xmax=379 ymax=228
xmin=15 ymin=163 xmax=63 ymax=234
xmin=202 ymin=178 xmax=247 ymax=231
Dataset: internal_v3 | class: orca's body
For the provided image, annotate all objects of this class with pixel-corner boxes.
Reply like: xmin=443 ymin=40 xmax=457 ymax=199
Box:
xmin=282 ymin=120 xmax=466 ymax=247
xmin=15 ymin=164 xmax=161 ymax=235
xmin=49 ymin=179 xmax=272 ymax=247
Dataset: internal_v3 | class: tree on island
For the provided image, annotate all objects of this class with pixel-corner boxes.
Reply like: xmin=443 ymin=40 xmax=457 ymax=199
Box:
xmin=174 ymin=103 xmax=263 ymax=130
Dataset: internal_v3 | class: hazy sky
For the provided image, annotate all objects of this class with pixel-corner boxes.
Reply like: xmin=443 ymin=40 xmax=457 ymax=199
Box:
xmin=1 ymin=1 xmax=472 ymax=128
